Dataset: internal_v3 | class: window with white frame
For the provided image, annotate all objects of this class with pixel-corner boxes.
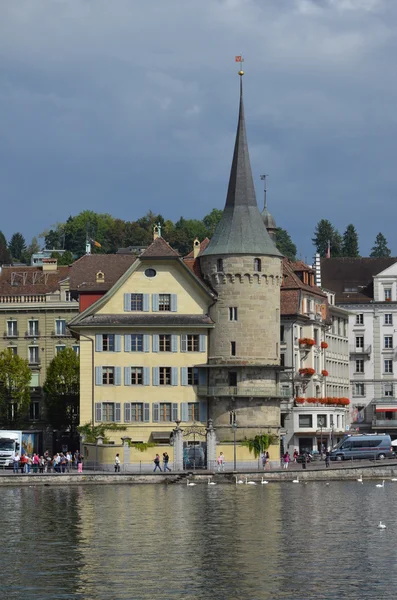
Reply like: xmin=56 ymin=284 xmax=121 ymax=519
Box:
xmin=131 ymin=334 xmax=143 ymax=352
xmin=355 ymin=336 xmax=364 ymax=348
xmin=65 ymin=290 xmax=71 ymax=301
xmin=298 ymin=414 xmax=312 ymax=428
xmin=8 ymin=346 xmax=17 ymax=356
xmin=159 ymin=335 xmax=171 ymax=352
xmin=384 ymin=336 xmax=393 ymax=349
xmin=384 ymin=288 xmax=392 ymax=301
xmin=130 ymin=367 xmax=143 ymax=385
xmin=7 ymin=321 xmax=18 ymax=337
xmin=384 ymin=360 xmax=393 ymax=374
xmin=55 ymin=319 xmax=66 ymax=335
xmin=384 ymin=383 xmax=394 ymax=397
xmin=28 ymin=346 xmax=39 ymax=364
xmin=354 ymin=383 xmax=365 ymax=396
xmin=28 ymin=320 xmax=39 ymax=337
xmin=158 ymin=294 xmax=171 ymax=311
xmin=29 ymin=401 xmax=40 ymax=421
xmin=356 ymin=314 xmax=364 ymax=325
xmin=229 ymin=307 xmax=238 ymax=321
xmin=73 ymin=345 xmax=80 ymax=355
xmin=355 ymin=359 xmax=364 ymax=373
xmin=385 ymin=313 xmax=393 ymax=325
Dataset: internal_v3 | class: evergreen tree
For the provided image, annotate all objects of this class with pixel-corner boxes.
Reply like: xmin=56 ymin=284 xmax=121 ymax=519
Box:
xmin=8 ymin=232 xmax=26 ymax=260
xmin=274 ymin=227 xmax=297 ymax=261
xmin=0 ymin=230 xmax=12 ymax=265
xmin=370 ymin=232 xmax=391 ymax=258
xmin=312 ymin=219 xmax=342 ymax=257
xmin=342 ymin=224 xmax=360 ymax=257
xmin=50 ymin=251 xmax=75 ymax=265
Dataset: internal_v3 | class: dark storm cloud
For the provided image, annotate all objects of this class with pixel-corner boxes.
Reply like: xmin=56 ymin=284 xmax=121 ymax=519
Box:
xmin=0 ymin=0 xmax=396 ymax=257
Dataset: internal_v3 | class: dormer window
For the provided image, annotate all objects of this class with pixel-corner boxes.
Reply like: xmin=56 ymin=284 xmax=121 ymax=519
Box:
xmin=217 ymin=259 xmax=224 ymax=272
xmin=254 ymin=258 xmax=261 ymax=272
xmin=96 ymin=271 xmax=105 ymax=283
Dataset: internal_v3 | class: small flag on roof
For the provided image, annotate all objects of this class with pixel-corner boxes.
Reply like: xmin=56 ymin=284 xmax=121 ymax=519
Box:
xmin=235 ymin=55 xmax=244 ymax=62
xmin=93 ymin=240 xmax=101 ymax=248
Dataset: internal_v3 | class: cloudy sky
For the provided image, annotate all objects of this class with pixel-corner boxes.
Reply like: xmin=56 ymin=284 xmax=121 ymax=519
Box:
xmin=1 ymin=0 xmax=397 ymax=259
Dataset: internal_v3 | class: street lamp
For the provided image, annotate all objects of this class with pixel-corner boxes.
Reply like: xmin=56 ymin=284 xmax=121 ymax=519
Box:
xmin=330 ymin=418 xmax=334 ymax=449
xmin=318 ymin=416 xmax=325 ymax=458
xmin=230 ymin=410 xmax=237 ymax=470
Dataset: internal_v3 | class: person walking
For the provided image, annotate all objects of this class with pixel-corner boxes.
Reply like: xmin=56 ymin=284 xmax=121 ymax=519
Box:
xmin=162 ymin=452 xmax=171 ymax=472
xmin=217 ymin=452 xmax=225 ymax=472
xmin=13 ymin=452 xmax=20 ymax=474
xmin=153 ymin=454 xmax=162 ymax=472
xmin=77 ymin=453 xmax=83 ymax=473
xmin=325 ymin=451 xmax=330 ymax=468
xmin=293 ymin=449 xmax=299 ymax=463
xmin=283 ymin=452 xmax=290 ymax=470
xmin=39 ymin=456 xmax=45 ymax=474
xmin=32 ymin=453 xmax=39 ymax=474
xmin=114 ymin=453 xmax=121 ymax=473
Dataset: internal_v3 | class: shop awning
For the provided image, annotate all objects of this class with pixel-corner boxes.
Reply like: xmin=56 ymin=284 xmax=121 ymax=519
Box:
xmin=375 ymin=406 xmax=397 ymax=412
xmin=151 ymin=431 xmax=172 ymax=441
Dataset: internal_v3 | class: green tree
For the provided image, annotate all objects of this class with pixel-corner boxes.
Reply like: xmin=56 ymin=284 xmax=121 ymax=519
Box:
xmin=370 ymin=232 xmax=391 ymax=258
xmin=44 ymin=348 xmax=80 ymax=433
xmin=312 ymin=219 xmax=342 ymax=257
xmin=77 ymin=422 xmax=126 ymax=444
xmin=0 ymin=230 xmax=12 ymax=265
xmin=342 ymin=224 xmax=360 ymax=257
xmin=275 ymin=227 xmax=297 ymax=260
xmin=0 ymin=349 xmax=31 ymax=426
xmin=21 ymin=236 xmax=41 ymax=264
xmin=168 ymin=217 xmax=208 ymax=255
xmin=241 ymin=433 xmax=279 ymax=457
xmin=50 ymin=250 xmax=74 ymax=265
xmin=203 ymin=208 xmax=223 ymax=237
xmin=8 ymin=232 xmax=26 ymax=260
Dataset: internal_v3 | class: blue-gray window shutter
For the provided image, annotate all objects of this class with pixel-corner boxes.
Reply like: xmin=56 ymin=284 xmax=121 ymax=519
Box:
xmin=124 ymin=403 xmax=131 ymax=422
xmin=172 ymin=403 xmax=178 ymax=421
xmin=95 ymin=335 xmax=102 ymax=352
xmin=124 ymin=293 xmax=131 ymax=312
xmin=170 ymin=294 xmax=177 ymax=312
xmin=114 ymin=367 xmax=122 ymax=386
xmin=115 ymin=335 xmax=122 ymax=352
xmin=180 ymin=334 xmax=187 ymax=352
xmin=199 ymin=399 xmax=207 ymax=423
xmin=199 ymin=335 xmax=206 ymax=353
xmin=144 ymin=403 xmax=150 ymax=422
xmin=198 ymin=368 xmax=207 ymax=386
xmin=124 ymin=335 xmax=131 ymax=352
xmin=171 ymin=367 xmax=178 ymax=386
xmin=143 ymin=294 xmax=150 ymax=312
xmin=181 ymin=367 xmax=188 ymax=386
xmin=181 ymin=402 xmax=188 ymax=422
xmin=95 ymin=402 xmax=102 ymax=422
xmin=143 ymin=334 xmax=150 ymax=352
xmin=143 ymin=367 xmax=150 ymax=386
xmin=115 ymin=402 xmax=121 ymax=422
xmin=152 ymin=334 xmax=159 ymax=352
xmin=152 ymin=367 xmax=159 ymax=386
xmin=124 ymin=367 xmax=131 ymax=386
xmin=95 ymin=367 xmax=103 ymax=385
xmin=152 ymin=403 xmax=159 ymax=422
xmin=171 ymin=335 xmax=178 ymax=352
xmin=152 ymin=294 xmax=159 ymax=312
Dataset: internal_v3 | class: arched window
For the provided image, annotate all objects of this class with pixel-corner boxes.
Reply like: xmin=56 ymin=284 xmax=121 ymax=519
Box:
xmin=254 ymin=258 xmax=261 ymax=272
xmin=217 ymin=258 xmax=224 ymax=272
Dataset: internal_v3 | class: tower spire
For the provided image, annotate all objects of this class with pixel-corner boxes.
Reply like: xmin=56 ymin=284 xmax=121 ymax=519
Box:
xmin=202 ymin=67 xmax=281 ymax=257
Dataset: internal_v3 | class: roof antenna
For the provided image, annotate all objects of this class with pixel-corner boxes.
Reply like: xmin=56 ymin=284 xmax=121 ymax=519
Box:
xmin=260 ymin=174 xmax=268 ymax=211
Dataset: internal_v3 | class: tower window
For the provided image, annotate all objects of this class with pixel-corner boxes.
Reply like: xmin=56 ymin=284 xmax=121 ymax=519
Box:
xmin=254 ymin=258 xmax=261 ymax=272
xmin=231 ymin=341 xmax=236 ymax=356
xmin=229 ymin=307 xmax=238 ymax=321
xmin=228 ymin=371 xmax=237 ymax=386
xmin=217 ymin=258 xmax=224 ymax=272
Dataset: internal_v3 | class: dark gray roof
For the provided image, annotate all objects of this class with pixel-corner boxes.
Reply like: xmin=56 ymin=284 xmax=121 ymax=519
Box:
xmin=70 ymin=314 xmax=214 ymax=328
xmin=201 ymin=79 xmax=282 ymax=258
xmin=261 ymin=205 xmax=276 ymax=230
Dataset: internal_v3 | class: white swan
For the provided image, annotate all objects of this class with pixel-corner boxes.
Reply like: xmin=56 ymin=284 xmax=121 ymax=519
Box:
xmin=187 ymin=479 xmax=196 ymax=486
xmin=292 ymin=477 xmax=299 ymax=484
xmin=391 ymin=478 xmax=397 ymax=482
xmin=208 ymin=477 xmax=216 ymax=486
xmin=235 ymin=475 xmax=244 ymax=485
xmin=261 ymin=477 xmax=269 ymax=485
xmin=357 ymin=475 xmax=363 ymax=483
xmin=245 ymin=476 xmax=257 ymax=485
xmin=376 ymin=480 xmax=385 ymax=488
xmin=378 ymin=521 xmax=386 ymax=529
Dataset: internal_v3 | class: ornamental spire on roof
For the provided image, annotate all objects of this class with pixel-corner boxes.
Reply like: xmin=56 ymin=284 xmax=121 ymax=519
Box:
xmin=201 ymin=61 xmax=281 ymax=257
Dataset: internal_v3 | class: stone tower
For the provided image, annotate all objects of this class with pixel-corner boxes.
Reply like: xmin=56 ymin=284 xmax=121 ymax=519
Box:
xmin=199 ymin=76 xmax=284 ymax=441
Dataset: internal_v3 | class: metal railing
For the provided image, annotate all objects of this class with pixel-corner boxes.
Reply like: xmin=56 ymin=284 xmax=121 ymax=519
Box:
xmin=349 ymin=345 xmax=372 ymax=354
xmin=197 ymin=386 xmax=282 ymax=397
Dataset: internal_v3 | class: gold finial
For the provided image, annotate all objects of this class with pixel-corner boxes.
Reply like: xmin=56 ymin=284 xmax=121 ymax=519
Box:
xmin=235 ymin=55 xmax=244 ymax=76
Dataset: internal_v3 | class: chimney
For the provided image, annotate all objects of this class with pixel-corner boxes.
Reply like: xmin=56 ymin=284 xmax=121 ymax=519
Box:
xmin=314 ymin=253 xmax=321 ymax=287
xmin=41 ymin=258 xmax=58 ymax=271
xmin=193 ymin=238 xmax=201 ymax=258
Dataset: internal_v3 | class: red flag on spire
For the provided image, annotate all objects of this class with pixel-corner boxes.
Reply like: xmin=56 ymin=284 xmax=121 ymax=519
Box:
xmin=235 ymin=56 xmax=242 ymax=62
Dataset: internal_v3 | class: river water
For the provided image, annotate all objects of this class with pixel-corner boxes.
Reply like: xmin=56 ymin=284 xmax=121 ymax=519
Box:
xmin=2 ymin=480 xmax=397 ymax=599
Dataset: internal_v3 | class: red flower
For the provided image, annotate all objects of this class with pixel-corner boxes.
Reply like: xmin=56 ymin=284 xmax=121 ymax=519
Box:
xmin=295 ymin=397 xmax=305 ymax=404
xmin=299 ymin=338 xmax=315 ymax=346
xmin=321 ymin=370 xmax=328 ymax=377
xmin=320 ymin=342 xmax=328 ymax=349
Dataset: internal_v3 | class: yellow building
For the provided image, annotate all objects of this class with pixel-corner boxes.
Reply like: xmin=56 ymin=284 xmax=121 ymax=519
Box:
xmin=69 ymin=236 xmax=214 ymax=444
xmin=0 ymin=258 xmax=79 ymax=448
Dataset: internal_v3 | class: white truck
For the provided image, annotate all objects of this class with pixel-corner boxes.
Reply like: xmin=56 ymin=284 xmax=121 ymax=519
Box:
xmin=0 ymin=431 xmax=41 ymax=468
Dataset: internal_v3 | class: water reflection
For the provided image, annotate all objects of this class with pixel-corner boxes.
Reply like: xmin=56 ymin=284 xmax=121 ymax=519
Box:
xmin=2 ymin=482 xmax=397 ymax=599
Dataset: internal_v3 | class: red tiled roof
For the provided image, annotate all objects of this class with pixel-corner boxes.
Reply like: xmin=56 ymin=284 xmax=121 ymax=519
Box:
xmin=0 ymin=265 xmax=70 ymax=296
xmin=281 ymin=290 xmax=300 ymax=316
xmin=69 ymin=254 xmax=136 ymax=293
xmin=281 ymin=258 xmax=327 ymax=317
xmin=140 ymin=237 xmax=180 ymax=259
xmin=184 ymin=238 xmax=210 ymax=279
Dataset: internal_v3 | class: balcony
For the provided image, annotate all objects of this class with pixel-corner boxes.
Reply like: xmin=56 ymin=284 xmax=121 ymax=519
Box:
xmin=25 ymin=330 xmax=40 ymax=338
xmin=3 ymin=330 xmax=18 ymax=338
xmin=372 ymin=418 xmax=397 ymax=428
xmin=349 ymin=345 xmax=372 ymax=355
xmin=197 ymin=386 xmax=281 ymax=398
xmin=28 ymin=358 xmax=41 ymax=367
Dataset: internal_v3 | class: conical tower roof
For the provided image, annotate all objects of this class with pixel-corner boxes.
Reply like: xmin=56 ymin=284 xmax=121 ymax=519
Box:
xmin=201 ymin=77 xmax=282 ymax=258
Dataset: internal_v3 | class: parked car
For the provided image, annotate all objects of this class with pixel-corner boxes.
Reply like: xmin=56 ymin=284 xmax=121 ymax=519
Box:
xmin=329 ymin=434 xmax=395 ymax=461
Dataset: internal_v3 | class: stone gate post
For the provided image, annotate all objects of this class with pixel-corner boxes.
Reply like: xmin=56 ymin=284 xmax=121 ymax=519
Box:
xmin=173 ymin=421 xmax=184 ymax=471
xmin=206 ymin=419 xmax=217 ymax=471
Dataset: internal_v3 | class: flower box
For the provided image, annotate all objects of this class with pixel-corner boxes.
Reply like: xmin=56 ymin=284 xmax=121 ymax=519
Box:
xmin=299 ymin=367 xmax=315 ymax=376
xmin=320 ymin=342 xmax=328 ymax=349
xmin=295 ymin=397 xmax=305 ymax=404
xmin=321 ymin=370 xmax=329 ymax=376
xmin=298 ymin=338 xmax=315 ymax=347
